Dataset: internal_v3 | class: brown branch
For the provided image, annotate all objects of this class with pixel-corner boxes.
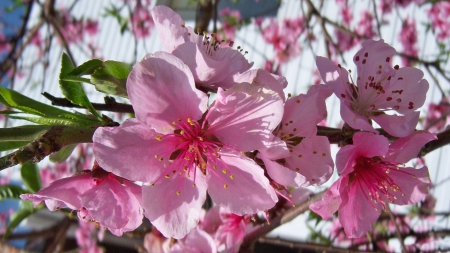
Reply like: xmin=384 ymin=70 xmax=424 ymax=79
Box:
xmin=239 ymin=191 xmax=325 ymax=252
xmin=42 ymin=92 xmax=134 ymax=113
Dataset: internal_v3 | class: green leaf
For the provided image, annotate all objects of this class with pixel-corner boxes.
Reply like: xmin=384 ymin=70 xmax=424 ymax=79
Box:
xmin=68 ymin=59 xmax=103 ymax=76
xmin=0 ymin=185 xmax=29 ymax=200
xmin=90 ymin=61 xmax=131 ymax=98
xmin=0 ymin=125 xmax=51 ymax=142
xmin=4 ymin=201 xmax=37 ymax=239
xmin=20 ymin=162 xmax=42 ymax=193
xmin=59 ymin=53 xmax=103 ymax=120
xmin=0 ymin=87 xmax=102 ymax=127
xmin=0 ymin=141 xmax=29 ymax=151
xmin=8 ymin=115 xmax=100 ymax=127
xmin=49 ymin=144 xmax=77 ymax=163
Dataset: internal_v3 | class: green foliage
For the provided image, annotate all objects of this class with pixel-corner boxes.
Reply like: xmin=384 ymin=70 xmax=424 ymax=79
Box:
xmin=59 ymin=53 xmax=103 ymax=120
xmin=90 ymin=61 xmax=131 ymax=98
xmin=307 ymin=208 xmax=324 ymax=227
xmin=0 ymin=185 xmax=29 ymax=201
xmin=0 ymin=86 xmax=103 ymax=127
xmin=49 ymin=144 xmax=77 ymax=163
xmin=20 ymin=162 xmax=42 ymax=193
xmin=4 ymin=201 xmax=39 ymax=239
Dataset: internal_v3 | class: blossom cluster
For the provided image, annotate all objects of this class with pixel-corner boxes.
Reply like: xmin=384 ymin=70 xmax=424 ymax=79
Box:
xmin=20 ymin=5 xmax=436 ymax=252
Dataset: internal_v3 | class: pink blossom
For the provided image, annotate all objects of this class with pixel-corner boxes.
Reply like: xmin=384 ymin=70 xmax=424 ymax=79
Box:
xmin=310 ymin=131 xmax=435 ymax=238
xmin=423 ymin=97 xmax=450 ymax=132
xmin=75 ymin=220 xmax=103 ymax=253
xmin=257 ymin=85 xmax=334 ymax=187
xmin=83 ymin=19 xmax=99 ymax=36
xmin=151 ymin=6 xmax=252 ymax=91
xmin=356 ymin=10 xmax=376 ymax=39
xmin=131 ymin=2 xmax=154 ymax=39
xmin=217 ymin=8 xmax=242 ymax=42
xmin=428 ymin=2 xmax=450 ymax=41
xmin=0 ymin=31 xmax=10 ymax=54
xmin=399 ymin=17 xmax=418 ymax=66
xmin=93 ymin=52 xmax=280 ymax=239
xmin=143 ymin=228 xmax=172 ymax=253
xmin=169 ymin=227 xmax=217 ymax=253
xmin=21 ymin=169 xmax=143 ymax=236
xmin=316 ymin=39 xmax=429 ymax=137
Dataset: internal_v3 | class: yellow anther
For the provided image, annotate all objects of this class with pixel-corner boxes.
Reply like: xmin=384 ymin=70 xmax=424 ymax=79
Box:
xmin=230 ymin=175 xmax=235 ymax=180
xmin=241 ymin=151 xmax=246 ymax=155
xmin=172 ymin=121 xmax=177 ymax=125
xmin=176 ymin=191 xmax=181 ymax=196
xmin=180 ymin=130 xmax=184 ymax=135
xmin=198 ymin=137 xmax=204 ymax=141
xmin=213 ymin=165 xmax=217 ymax=170
xmin=165 ymin=175 xmax=170 ymax=179
xmin=159 ymin=158 xmax=163 ymax=162
xmin=183 ymin=166 xmax=188 ymax=172
xmin=154 ymin=155 xmax=158 ymax=158
xmin=201 ymin=164 xmax=207 ymax=169
xmin=222 ymin=169 xmax=227 ymax=174
xmin=187 ymin=118 xmax=195 ymax=125
xmin=150 ymin=183 xmax=155 ymax=187
xmin=155 ymin=135 xmax=163 ymax=141
xmin=224 ymin=184 xmax=228 ymax=189
xmin=193 ymin=183 xmax=196 ymax=187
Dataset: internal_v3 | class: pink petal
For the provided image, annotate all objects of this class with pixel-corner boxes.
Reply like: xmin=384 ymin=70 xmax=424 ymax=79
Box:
xmin=207 ymin=149 xmax=277 ymax=215
xmin=81 ymin=175 xmax=143 ymax=235
xmin=338 ymin=176 xmax=382 ymax=238
xmin=207 ymin=83 xmax=284 ymax=151
xmin=127 ymin=51 xmax=208 ymax=133
xmin=233 ymin=69 xmax=287 ymax=100
xmin=142 ymin=172 xmax=207 ymax=239
xmin=385 ymin=131 xmax=437 ymax=163
xmin=340 ymin=103 xmax=377 ymax=133
xmin=284 ymin=136 xmax=334 ymax=186
xmin=21 ymin=174 xmax=94 ymax=211
xmin=93 ymin=119 xmax=174 ymax=182
xmin=257 ymin=134 xmax=290 ymax=160
xmin=309 ymin=176 xmax=347 ymax=220
xmin=337 ymin=133 xmax=389 ymax=175
xmin=150 ymin=5 xmax=190 ymax=52
xmin=261 ymin=156 xmax=304 ymax=187
xmin=372 ymin=112 xmax=419 ymax=137
xmin=315 ymin=56 xmax=349 ymax=100
xmin=385 ymin=166 xmax=430 ymax=205
xmin=183 ymin=227 xmax=217 ymax=253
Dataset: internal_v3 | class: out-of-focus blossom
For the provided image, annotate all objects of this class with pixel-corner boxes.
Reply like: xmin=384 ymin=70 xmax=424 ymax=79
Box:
xmin=217 ymin=8 xmax=242 ymax=42
xmin=21 ymin=169 xmax=143 ymax=236
xmin=428 ymin=1 xmax=450 ymax=41
xmin=310 ymin=131 xmax=434 ymax=238
xmin=399 ymin=17 xmax=418 ymax=66
xmin=356 ymin=10 xmax=376 ymax=39
xmin=75 ymin=220 xmax=104 ymax=253
xmin=0 ymin=31 xmax=10 ymax=54
xmin=423 ymin=97 xmax=450 ymax=133
xmin=131 ymin=1 xmax=154 ymax=39
xmin=143 ymin=228 xmax=172 ymax=253
xmin=316 ymin=39 xmax=429 ymax=137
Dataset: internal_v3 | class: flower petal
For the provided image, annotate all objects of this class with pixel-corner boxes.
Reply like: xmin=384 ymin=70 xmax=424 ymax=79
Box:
xmin=127 ymin=51 xmax=208 ymax=133
xmin=151 ymin=5 xmax=190 ymax=52
xmin=233 ymin=69 xmax=287 ymax=101
xmin=143 ymin=172 xmax=207 ymax=239
xmin=93 ymin=119 xmax=174 ymax=182
xmin=340 ymin=103 xmax=377 ymax=133
xmin=207 ymin=149 xmax=277 ymax=215
xmin=385 ymin=131 xmax=437 ymax=163
xmin=207 ymin=83 xmax=284 ymax=151
xmin=309 ymin=176 xmax=347 ymax=220
xmin=372 ymin=112 xmax=419 ymax=137
xmin=261 ymin=156 xmax=304 ymax=187
xmin=385 ymin=166 xmax=430 ymax=205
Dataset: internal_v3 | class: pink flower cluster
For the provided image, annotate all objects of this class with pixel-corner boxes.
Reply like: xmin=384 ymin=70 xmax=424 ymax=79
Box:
xmin=260 ymin=17 xmax=304 ymax=64
xmin=428 ymin=1 xmax=450 ymax=41
xmin=217 ymin=8 xmax=242 ymax=42
xmin=20 ymin=6 xmax=435 ymax=249
xmin=399 ymin=17 xmax=418 ymax=66
xmin=130 ymin=0 xmax=154 ymax=39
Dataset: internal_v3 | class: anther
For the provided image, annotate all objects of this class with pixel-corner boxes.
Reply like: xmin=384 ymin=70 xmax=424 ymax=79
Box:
xmin=155 ymin=135 xmax=162 ymax=141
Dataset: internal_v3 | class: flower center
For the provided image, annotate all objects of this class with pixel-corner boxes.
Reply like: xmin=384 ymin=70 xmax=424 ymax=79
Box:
xmin=351 ymin=156 xmax=405 ymax=210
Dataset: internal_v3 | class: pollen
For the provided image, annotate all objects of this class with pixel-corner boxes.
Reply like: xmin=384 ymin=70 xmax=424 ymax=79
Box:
xmin=230 ymin=175 xmax=235 ymax=179
xmin=222 ymin=169 xmax=227 ymax=174
xmin=193 ymin=183 xmax=196 ymax=187
xmin=224 ymin=184 xmax=228 ymax=189
xmin=165 ymin=175 xmax=170 ymax=179
xmin=176 ymin=191 xmax=181 ymax=196
xmin=155 ymin=135 xmax=162 ymax=141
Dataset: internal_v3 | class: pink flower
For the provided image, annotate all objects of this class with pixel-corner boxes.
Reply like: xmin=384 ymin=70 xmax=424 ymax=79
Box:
xmin=151 ymin=6 xmax=252 ymax=91
xmin=169 ymin=227 xmax=217 ymax=253
xmin=316 ymin=39 xmax=429 ymax=137
xmin=428 ymin=1 xmax=450 ymax=41
xmin=143 ymin=229 xmax=172 ymax=253
xmin=75 ymin=220 xmax=103 ymax=253
xmin=423 ymin=97 xmax=450 ymax=132
xmin=399 ymin=17 xmax=418 ymax=66
xmin=21 ymin=169 xmax=143 ymax=236
xmin=0 ymin=31 xmax=10 ymax=54
xmin=356 ymin=10 xmax=376 ymax=39
xmin=93 ymin=52 xmax=281 ymax=239
xmin=131 ymin=2 xmax=154 ymax=39
xmin=257 ymin=85 xmax=334 ymax=187
xmin=217 ymin=8 xmax=242 ymax=42
xmin=310 ymin=131 xmax=435 ymax=238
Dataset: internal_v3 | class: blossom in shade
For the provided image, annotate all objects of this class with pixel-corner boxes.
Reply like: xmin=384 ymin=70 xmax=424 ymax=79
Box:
xmin=316 ymin=39 xmax=429 ymax=137
xmin=258 ymin=84 xmax=334 ymax=188
xmin=21 ymin=169 xmax=143 ymax=236
xmin=423 ymin=97 xmax=450 ymax=132
xmin=151 ymin=5 xmax=252 ymax=91
xmin=428 ymin=1 xmax=450 ymax=41
xmin=168 ymin=227 xmax=217 ymax=253
xmin=310 ymin=131 xmax=435 ymax=238
xmin=93 ymin=52 xmax=281 ymax=239
xmin=399 ymin=17 xmax=418 ymax=66
xmin=131 ymin=1 xmax=154 ymax=39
